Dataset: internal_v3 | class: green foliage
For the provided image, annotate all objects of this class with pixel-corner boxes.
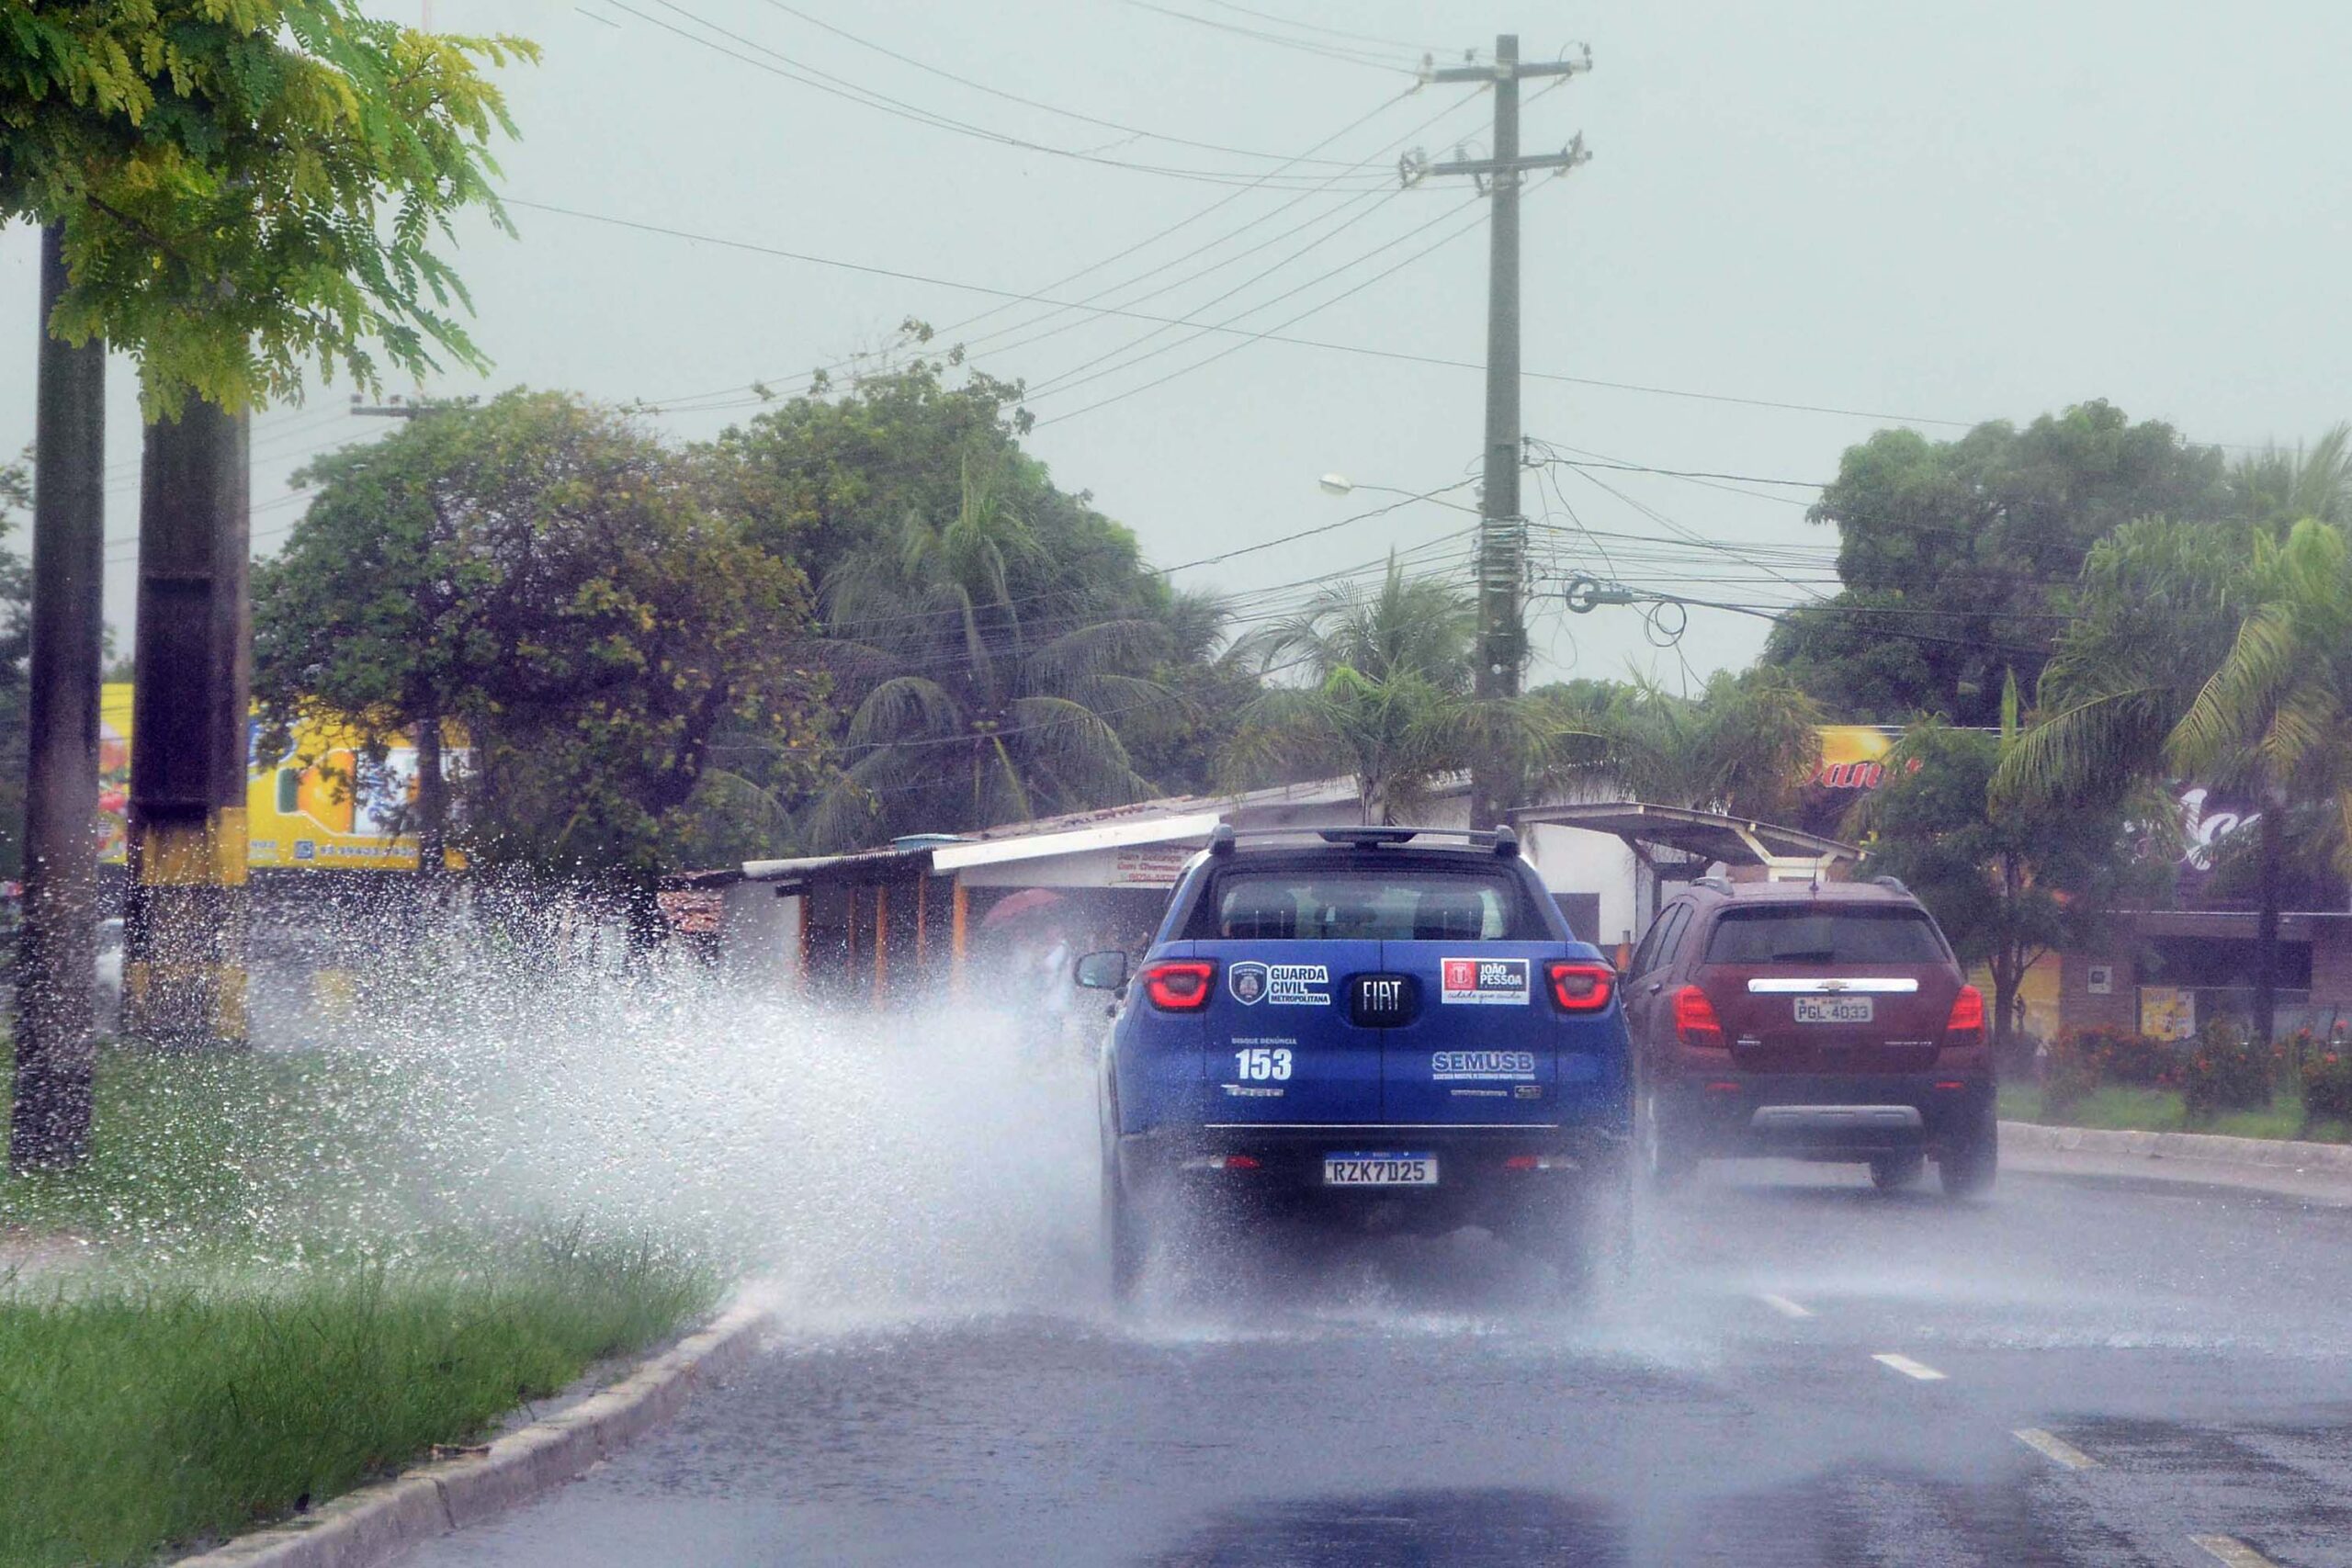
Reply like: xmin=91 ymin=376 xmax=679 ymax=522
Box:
xmin=2042 ymin=1027 xmax=2174 ymax=1115
xmin=1222 ymin=558 xmax=1593 ymax=824
xmin=1764 ymin=401 xmax=2229 ymax=724
xmin=2 ymin=2 xmax=535 ymax=411
xmin=1533 ymin=668 xmax=1823 ymax=821
xmin=0 ymin=1238 xmax=714 ymax=1567
xmin=2179 ymin=1017 xmax=2278 ymax=1119
xmin=1854 ymin=705 xmax=2151 ymax=1051
xmin=2301 ymin=1039 xmax=2352 ymax=1127
xmin=710 ymin=358 xmax=1237 ymax=850
xmin=253 ymin=390 xmax=825 ymax=883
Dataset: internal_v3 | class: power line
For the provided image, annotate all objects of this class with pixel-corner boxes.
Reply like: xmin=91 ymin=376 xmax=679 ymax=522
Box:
xmin=1199 ymin=1 xmax=1449 ymax=57
xmin=1024 ymin=193 xmax=1472 ymax=403
xmin=609 ymin=0 xmax=1396 ymax=188
xmin=639 ymin=83 xmax=1514 ymax=422
xmin=513 ymin=199 xmax=1992 ymax=434
xmin=1123 ymin=0 xmax=1416 ymax=71
xmin=1035 ymin=203 xmax=1489 ymax=424
xmin=749 ymin=0 xmax=1388 ymax=167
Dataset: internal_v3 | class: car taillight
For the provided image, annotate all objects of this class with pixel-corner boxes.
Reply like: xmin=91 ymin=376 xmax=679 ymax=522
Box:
xmin=1674 ymin=986 xmax=1725 ymax=1048
xmin=1546 ymin=960 xmax=1615 ymax=1012
xmin=1142 ymin=959 xmax=1216 ymax=1010
xmin=1945 ymin=984 xmax=1984 ymax=1039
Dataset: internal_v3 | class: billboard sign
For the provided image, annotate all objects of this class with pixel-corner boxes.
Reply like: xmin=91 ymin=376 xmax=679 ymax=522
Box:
xmin=98 ymin=683 xmax=465 ymax=872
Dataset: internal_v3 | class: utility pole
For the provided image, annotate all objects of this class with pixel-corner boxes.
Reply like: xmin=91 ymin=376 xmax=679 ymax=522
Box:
xmin=1420 ymin=35 xmax=1591 ymax=829
xmin=122 ymin=400 xmax=251 ymax=1051
xmin=11 ymin=224 xmax=107 ymax=1170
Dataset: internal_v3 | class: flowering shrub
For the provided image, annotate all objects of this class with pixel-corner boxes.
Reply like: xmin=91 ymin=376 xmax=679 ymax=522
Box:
xmin=2302 ymin=1043 xmax=2352 ymax=1127
xmin=2043 ymin=1027 xmax=2174 ymax=1112
xmin=2179 ymin=1019 xmax=2278 ymax=1118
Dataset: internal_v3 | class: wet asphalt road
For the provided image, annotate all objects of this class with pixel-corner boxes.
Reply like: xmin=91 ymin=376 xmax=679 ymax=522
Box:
xmin=406 ymin=1157 xmax=2352 ymax=1567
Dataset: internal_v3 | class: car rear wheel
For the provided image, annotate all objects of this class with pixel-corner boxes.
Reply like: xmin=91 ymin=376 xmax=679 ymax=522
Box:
xmin=1102 ymin=1152 xmax=1148 ymax=1302
xmin=1939 ymin=1114 xmax=1998 ymax=1199
xmin=1869 ymin=1151 xmax=1926 ymax=1190
xmin=1637 ymin=1087 xmax=1696 ymax=1191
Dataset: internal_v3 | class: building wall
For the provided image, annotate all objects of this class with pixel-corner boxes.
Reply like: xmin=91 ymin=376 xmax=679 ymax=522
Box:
xmin=2059 ymin=947 xmax=2138 ymax=1037
xmin=2312 ymin=925 xmax=2352 ymax=1024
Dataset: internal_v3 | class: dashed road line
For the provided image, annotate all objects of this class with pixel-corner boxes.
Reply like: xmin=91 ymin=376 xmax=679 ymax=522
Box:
xmin=1871 ymin=1352 xmax=1948 ymax=1382
xmin=2190 ymin=1536 xmax=2279 ymax=1568
xmin=1757 ymin=1293 xmax=1814 ymax=1319
xmin=2013 ymin=1427 xmax=2099 ymax=1470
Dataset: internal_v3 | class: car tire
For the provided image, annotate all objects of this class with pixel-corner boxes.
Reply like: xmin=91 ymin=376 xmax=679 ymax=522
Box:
xmin=1939 ymin=1114 xmax=1998 ymax=1199
xmin=1637 ymin=1087 xmax=1696 ymax=1191
xmin=1102 ymin=1150 xmax=1148 ymax=1303
xmin=1869 ymin=1151 xmax=1926 ymax=1190
xmin=1512 ymin=1145 xmax=1634 ymax=1296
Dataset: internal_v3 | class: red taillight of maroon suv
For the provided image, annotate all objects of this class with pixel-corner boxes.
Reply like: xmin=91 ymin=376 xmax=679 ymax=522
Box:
xmin=1141 ymin=959 xmax=1216 ymax=1010
xmin=1673 ymin=985 xmax=1726 ymax=1048
xmin=1944 ymin=983 xmax=1984 ymax=1043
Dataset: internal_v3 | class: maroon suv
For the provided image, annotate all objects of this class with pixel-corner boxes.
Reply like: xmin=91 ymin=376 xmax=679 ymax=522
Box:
xmin=1624 ymin=877 xmax=1995 ymax=1196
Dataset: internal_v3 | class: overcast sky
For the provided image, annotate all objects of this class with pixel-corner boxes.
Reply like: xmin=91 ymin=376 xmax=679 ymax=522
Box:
xmin=5 ymin=0 xmax=2347 ymax=688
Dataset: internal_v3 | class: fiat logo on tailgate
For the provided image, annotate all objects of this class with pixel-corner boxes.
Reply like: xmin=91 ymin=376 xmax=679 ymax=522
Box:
xmin=1350 ymin=973 xmax=1417 ymax=1027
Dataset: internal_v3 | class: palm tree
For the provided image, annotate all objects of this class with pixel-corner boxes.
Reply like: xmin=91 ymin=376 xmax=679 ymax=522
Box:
xmin=1221 ymin=558 xmax=1594 ymax=823
xmin=1535 ymin=669 xmax=1825 ymax=820
xmin=802 ymin=457 xmax=1164 ymax=850
xmin=2230 ymin=423 xmax=2352 ymax=534
xmin=1999 ymin=515 xmax=2352 ymax=1042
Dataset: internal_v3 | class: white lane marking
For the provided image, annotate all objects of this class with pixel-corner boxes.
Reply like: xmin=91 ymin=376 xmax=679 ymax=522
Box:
xmin=1757 ymin=1293 xmax=1815 ymax=1319
xmin=2013 ymin=1427 xmax=2099 ymax=1470
xmin=2191 ymin=1537 xmax=2279 ymax=1568
xmin=1871 ymin=1352 xmax=1948 ymax=1382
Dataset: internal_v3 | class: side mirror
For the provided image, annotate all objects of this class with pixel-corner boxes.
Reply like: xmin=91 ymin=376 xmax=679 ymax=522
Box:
xmin=1074 ymin=949 xmax=1128 ymax=991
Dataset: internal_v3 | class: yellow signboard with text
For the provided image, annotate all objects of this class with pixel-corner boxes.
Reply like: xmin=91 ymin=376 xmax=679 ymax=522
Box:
xmin=98 ymin=683 xmax=464 ymax=871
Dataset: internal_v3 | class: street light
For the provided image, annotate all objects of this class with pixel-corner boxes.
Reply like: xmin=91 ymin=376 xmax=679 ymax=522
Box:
xmin=1319 ymin=473 xmax=1430 ymax=501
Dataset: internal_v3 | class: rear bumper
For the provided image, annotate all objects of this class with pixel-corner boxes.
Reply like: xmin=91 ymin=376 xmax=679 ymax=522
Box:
xmin=1116 ymin=1122 xmax=1624 ymax=1229
xmin=1657 ymin=1071 xmax=1993 ymax=1157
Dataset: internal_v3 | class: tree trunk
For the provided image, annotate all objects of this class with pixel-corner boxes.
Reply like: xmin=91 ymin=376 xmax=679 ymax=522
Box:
xmin=413 ymin=695 xmax=447 ymax=879
xmin=2254 ymin=798 xmax=2282 ymax=1046
xmin=12 ymin=225 xmax=107 ymax=1171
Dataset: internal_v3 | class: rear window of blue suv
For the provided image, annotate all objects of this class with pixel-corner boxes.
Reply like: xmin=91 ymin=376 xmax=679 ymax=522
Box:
xmin=1180 ymin=865 xmax=1555 ymax=942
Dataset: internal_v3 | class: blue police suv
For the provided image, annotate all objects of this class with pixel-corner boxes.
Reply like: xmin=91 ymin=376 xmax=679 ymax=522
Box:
xmin=1076 ymin=824 xmax=1634 ymax=1298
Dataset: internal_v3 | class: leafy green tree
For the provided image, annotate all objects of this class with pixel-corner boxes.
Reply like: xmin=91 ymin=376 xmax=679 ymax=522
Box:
xmin=711 ymin=354 xmax=1249 ymax=847
xmin=1536 ymin=669 xmax=1824 ymax=821
xmin=1765 ymin=401 xmax=2229 ymax=725
xmin=802 ymin=458 xmax=1161 ymax=850
xmin=1855 ymin=686 xmax=2152 ymax=1059
xmin=1999 ymin=514 xmax=2352 ymax=1042
xmin=1223 ymin=560 xmax=1585 ymax=824
xmin=254 ymin=391 xmax=824 ymax=912
xmin=3 ymin=1 xmax=533 ymax=410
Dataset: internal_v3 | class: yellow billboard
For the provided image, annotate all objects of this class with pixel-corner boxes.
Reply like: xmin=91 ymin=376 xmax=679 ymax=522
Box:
xmin=98 ymin=683 xmax=464 ymax=871
xmin=1812 ymin=724 xmax=1904 ymax=791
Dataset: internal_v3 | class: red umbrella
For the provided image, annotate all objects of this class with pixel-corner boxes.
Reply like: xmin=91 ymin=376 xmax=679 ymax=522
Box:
xmin=979 ymin=887 xmax=1067 ymax=929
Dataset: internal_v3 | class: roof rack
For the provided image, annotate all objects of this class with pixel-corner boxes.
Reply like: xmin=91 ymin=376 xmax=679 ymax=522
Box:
xmin=1692 ymin=874 xmax=1734 ymax=894
xmin=1206 ymin=824 xmax=1520 ymax=859
xmin=1868 ymin=874 xmax=1911 ymax=896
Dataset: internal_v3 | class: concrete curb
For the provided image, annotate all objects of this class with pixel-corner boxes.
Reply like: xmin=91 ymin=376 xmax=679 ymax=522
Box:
xmin=175 ymin=1300 xmax=770 ymax=1568
xmin=2001 ymin=1118 xmax=2352 ymax=1174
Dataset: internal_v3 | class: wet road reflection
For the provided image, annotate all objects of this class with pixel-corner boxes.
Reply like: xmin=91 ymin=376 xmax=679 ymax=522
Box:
xmin=408 ymin=1159 xmax=2352 ymax=1567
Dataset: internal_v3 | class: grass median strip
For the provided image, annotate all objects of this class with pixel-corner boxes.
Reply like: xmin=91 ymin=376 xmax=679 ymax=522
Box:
xmin=1 ymin=1046 xmax=724 ymax=1568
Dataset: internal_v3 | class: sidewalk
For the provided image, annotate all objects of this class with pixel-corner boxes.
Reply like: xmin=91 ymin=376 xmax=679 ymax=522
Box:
xmin=2003 ymin=1120 xmax=2352 ymax=1208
